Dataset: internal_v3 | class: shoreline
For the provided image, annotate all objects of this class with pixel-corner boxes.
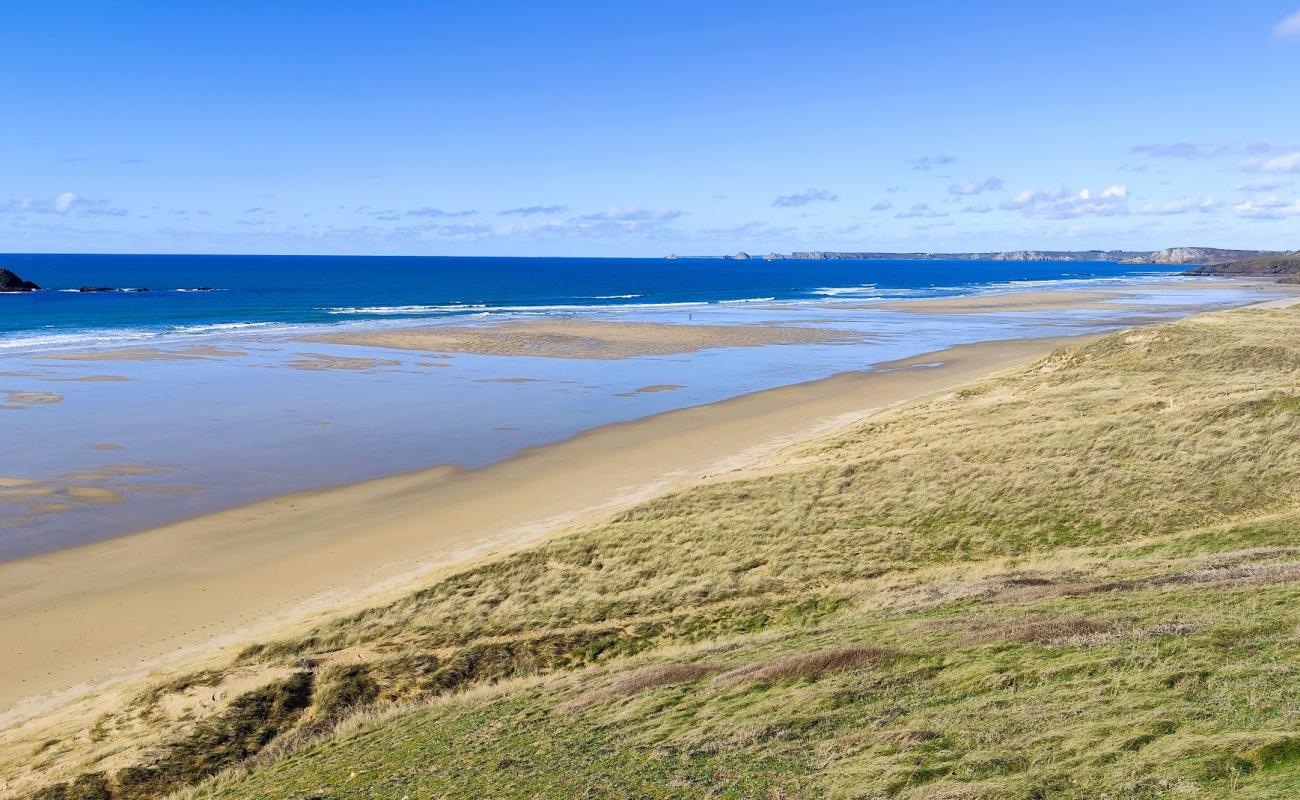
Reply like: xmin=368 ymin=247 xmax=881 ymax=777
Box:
xmin=0 ymin=332 xmax=1098 ymax=723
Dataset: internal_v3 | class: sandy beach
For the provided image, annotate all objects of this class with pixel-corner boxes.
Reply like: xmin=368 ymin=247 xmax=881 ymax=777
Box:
xmin=308 ymin=318 xmax=857 ymax=358
xmin=0 ymin=332 xmax=1092 ymax=725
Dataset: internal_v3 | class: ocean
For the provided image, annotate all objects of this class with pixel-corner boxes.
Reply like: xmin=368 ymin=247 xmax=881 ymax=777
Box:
xmin=1 ymin=253 xmax=1278 ymax=560
xmin=0 ymin=253 xmax=1189 ymax=352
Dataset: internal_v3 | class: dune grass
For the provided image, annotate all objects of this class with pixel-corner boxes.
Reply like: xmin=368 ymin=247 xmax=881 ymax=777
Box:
xmin=17 ymin=304 xmax=1300 ymax=799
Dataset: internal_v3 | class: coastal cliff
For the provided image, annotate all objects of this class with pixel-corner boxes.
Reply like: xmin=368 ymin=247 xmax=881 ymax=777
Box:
xmin=1184 ymin=252 xmax=1300 ymax=281
xmin=709 ymin=247 xmax=1277 ymax=264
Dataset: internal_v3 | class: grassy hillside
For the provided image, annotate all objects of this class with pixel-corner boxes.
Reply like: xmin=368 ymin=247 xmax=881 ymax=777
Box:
xmin=19 ymin=304 xmax=1300 ymax=800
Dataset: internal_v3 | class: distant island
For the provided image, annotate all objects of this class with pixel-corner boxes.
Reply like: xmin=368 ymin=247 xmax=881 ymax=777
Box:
xmin=696 ymin=247 xmax=1284 ymax=264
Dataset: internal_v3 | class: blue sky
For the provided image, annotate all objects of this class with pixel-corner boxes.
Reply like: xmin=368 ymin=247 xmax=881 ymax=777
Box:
xmin=3 ymin=0 xmax=1299 ymax=256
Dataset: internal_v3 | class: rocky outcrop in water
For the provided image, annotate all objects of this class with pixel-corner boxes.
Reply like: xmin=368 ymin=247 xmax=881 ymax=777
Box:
xmin=0 ymin=268 xmax=39 ymax=292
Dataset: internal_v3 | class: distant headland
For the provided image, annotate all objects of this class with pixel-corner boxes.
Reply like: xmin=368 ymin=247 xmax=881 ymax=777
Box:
xmin=671 ymin=247 xmax=1288 ymax=265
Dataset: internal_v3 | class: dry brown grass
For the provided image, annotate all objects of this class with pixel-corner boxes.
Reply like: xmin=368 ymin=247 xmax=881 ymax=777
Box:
xmin=712 ymin=645 xmax=892 ymax=688
xmin=562 ymin=662 xmax=725 ymax=712
xmin=20 ymin=304 xmax=1300 ymax=800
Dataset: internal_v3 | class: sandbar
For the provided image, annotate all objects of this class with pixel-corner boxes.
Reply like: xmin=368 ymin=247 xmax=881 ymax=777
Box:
xmin=308 ymin=319 xmax=856 ymax=359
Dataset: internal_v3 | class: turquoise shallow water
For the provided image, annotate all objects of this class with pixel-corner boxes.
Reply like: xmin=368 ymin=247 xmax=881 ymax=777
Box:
xmin=0 ymin=259 xmax=1283 ymax=561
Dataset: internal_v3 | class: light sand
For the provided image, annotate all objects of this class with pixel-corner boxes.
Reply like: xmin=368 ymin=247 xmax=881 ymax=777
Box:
xmin=874 ymin=278 xmax=1300 ymax=314
xmin=308 ymin=319 xmax=856 ymax=359
xmin=41 ymin=345 xmax=248 ymax=361
xmin=873 ymin=289 xmax=1136 ymax=313
xmin=285 ymin=352 xmax=401 ymax=371
xmin=3 ymin=390 xmax=62 ymax=405
xmin=0 ymin=333 xmax=1093 ymax=725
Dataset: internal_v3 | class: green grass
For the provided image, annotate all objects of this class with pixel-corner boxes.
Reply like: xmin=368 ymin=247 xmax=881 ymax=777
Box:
xmin=19 ymin=305 xmax=1300 ymax=799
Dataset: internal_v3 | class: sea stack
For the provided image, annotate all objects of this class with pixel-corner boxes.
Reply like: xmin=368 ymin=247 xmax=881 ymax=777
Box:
xmin=0 ymin=268 xmax=39 ymax=292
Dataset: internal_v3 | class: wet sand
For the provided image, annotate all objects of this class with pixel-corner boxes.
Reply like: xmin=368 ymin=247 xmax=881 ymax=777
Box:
xmin=873 ymin=278 xmax=1300 ymax=314
xmin=873 ymin=289 xmax=1137 ymax=313
xmin=0 ymin=333 xmax=1091 ymax=722
xmin=308 ymin=319 xmax=857 ymax=358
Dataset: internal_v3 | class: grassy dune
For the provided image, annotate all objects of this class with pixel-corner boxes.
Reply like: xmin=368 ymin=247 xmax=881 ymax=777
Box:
xmin=22 ymin=305 xmax=1300 ymax=799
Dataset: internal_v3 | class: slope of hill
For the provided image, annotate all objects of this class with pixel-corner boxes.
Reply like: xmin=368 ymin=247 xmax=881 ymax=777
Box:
xmin=1185 ymin=253 xmax=1300 ymax=282
xmin=15 ymin=304 xmax=1300 ymax=800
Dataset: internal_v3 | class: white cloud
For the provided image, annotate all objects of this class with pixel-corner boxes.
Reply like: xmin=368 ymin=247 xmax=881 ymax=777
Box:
xmin=1136 ymin=196 xmax=1217 ymax=215
xmin=406 ymin=207 xmax=477 ymax=218
xmin=1242 ymin=152 xmax=1300 ymax=173
xmin=771 ymin=188 xmax=838 ymax=208
xmin=1000 ymin=185 xmax=1129 ymax=218
xmin=894 ymin=203 xmax=947 ymax=219
xmin=1129 ymin=142 xmax=1231 ymax=159
xmin=948 ymin=177 xmax=1003 ymax=196
xmin=1274 ymin=9 xmax=1300 ymax=39
xmin=0 ymin=192 xmax=127 ymax=216
xmin=578 ymin=206 xmax=684 ymax=221
xmin=498 ymin=205 xmax=568 ymax=216
xmin=1237 ymin=179 xmax=1292 ymax=193
xmin=1234 ymin=196 xmax=1300 ymax=219
xmin=905 ymin=155 xmax=956 ymax=171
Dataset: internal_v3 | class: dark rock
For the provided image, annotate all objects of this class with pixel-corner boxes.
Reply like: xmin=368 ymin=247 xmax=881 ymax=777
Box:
xmin=0 ymin=268 xmax=39 ymax=292
xmin=1183 ymin=253 xmax=1300 ymax=281
xmin=78 ymin=286 xmax=114 ymax=293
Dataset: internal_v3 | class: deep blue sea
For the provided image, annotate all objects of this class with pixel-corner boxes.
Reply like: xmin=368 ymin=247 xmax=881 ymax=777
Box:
xmin=0 ymin=253 xmax=1187 ymax=352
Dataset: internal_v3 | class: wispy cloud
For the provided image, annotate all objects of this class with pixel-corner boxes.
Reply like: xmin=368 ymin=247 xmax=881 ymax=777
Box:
xmin=1242 ymin=152 xmax=1300 ymax=174
xmin=0 ymin=192 xmax=128 ymax=216
xmin=1129 ymin=142 xmax=1231 ymax=159
xmin=1135 ymin=196 xmax=1216 ymax=215
xmin=1274 ymin=9 xmax=1300 ymax=39
xmin=1000 ymin=185 xmax=1129 ymax=218
xmin=406 ymin=207 xmax=477 ymax=218
xmin=577 ymin=207 xmax=684 ymax=222
xmin=960 ymin=204 xmax=993 ymax=214
xmin=947 ymin=176 xmax=1003 ymax=196
xmin=905 ymin=155 xmax=956 ymax=171
xmin=869 ymin=200 xmax=893 ymax=212
xmin=487 ymin=207 xmax=689 ymax=241
xmin=1234 ymin=196 xmax=1300 ymax=219
xmin=498 ymin=205 xmax=568 ymax=217
xmin=894 ymin=203 xmax=947 ymax=219
xmin=771 ymin=188 xmax=838 ymax=208
xmin=1238 ymin=179 xmax=1293 ymax=193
